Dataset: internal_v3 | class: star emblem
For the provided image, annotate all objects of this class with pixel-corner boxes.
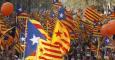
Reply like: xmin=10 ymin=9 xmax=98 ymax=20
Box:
xmin=18 ymin=8 xmax=22 ymax=11
xmin=30 ymin=35 xmax=40 ymax=45
xmin=55 ymin=30 xmax=62 ymax=37
xmin=52 ymin=14 xmax=55 ymax=17
xmin=60 ymin=13 xmax=64 ymax=18
xmin=106 ymin=38 xmax=110 ymax=43
xmin=20 ymin=37 xmax=25 ymax=42
xmin=64 ymin=32 xmax=68 ymax=37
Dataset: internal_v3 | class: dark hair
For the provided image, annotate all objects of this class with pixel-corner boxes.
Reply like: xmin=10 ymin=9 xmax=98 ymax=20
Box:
xmin=113 ymin=35 xmax=115 ymax=40
xmin=113 ymin=6 xmax=115 ymax=12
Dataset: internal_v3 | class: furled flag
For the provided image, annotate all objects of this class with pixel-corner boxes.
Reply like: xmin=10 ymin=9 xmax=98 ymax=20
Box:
xmin=37 ymin=39 xmax=63 ymax=60
xmin=24 ymin=19 xmax=45 ymax=60
xmin=52 ymin=20 xmax=70 ymax=55
xmin=58 ymin=7 xmax=78 ymax=38
xmin=58 ymin=6 xmax=66 ymax=20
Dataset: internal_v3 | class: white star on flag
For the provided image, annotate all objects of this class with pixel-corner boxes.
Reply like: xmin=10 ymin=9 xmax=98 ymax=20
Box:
xmin=20 ymin=37 xmax=25 ymax=42
xmin=18 ymin=8 xmax=22 ymax=11
xmin=52 ymin=14 xmax=55 ymax=17
xmin=106 ymin=38 xmax=110 ymax=43
xmin=30 ymin=35 xmax=40 ymax=45
xmin=60 ymin=13 xmax=64 ymax=18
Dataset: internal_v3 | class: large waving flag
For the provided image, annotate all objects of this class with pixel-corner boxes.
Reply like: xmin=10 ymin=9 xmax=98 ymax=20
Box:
xmin=37 ymin=39 xmax=63 ymax=60
xmin=24 ymin=19 xmax=45 ymax=60
xmin=52 ymin=20 xmax=70 ymax=54
xmin=29 ymin=19 xmax=51 ymax=41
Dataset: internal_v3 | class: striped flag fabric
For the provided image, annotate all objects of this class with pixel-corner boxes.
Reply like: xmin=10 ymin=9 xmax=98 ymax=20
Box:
xmin=109 ymin=12 xmax=115 ymax=19
xmin=29 ymin=19 xmax=51 ymax=41
xmin=92 ymin=26 xmax=101 ymax=36
xmin=47 ymin=19 xmax=56 ymax=36
xmin=24 ymin=19 xmax=46 ymax=60
xmin=52 ymin=20 xmax=70 ymax=55
xmin=14 ymin=42 xmax=24 ymax=53
xmin=37 ymin=39 xmax=63 ymax=60
xmin=0 ymin=20 xmax=8 ymax=33
xmin=57 ymin=7 xmax=78 ymax=38
xmin=84 ymin=7 xmax=102 ymax=22
xmin=0 ymin=34 xmax=14 ymax=49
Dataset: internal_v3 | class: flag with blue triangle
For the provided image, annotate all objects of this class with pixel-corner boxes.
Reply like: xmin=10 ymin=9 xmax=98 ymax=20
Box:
xmin=24 ymin=19 xmax=46 ymax=59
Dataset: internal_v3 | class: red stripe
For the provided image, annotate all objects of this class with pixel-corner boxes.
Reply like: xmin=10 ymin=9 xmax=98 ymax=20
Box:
xmin=42 ymin=41 xmax=60 ymax=48
xmin=65 ymin=14 xmax=73 ymax=20
xmin=15 ymin=44 xmax=22 ymax=53
xmin=30 ymin=52 xmax=36 ymax=56
xmin=87 ymin=8 xmax=102 ymax=19
xmin=44 ymin=53 xmax=62 ymax=58
xmin=66 ymin=18 xmax=76 ymax=27
xmin=33 ymin=24 xmax=44 ymax=29
xmin=85 ymin=12 xmax=96 ymax=22
xmin=86 ymin=9 xmax=100 ymax=20
xmin=85 ymin=13 xmax=94 ymax=22
xmin=84 ymin=15 xmax=94 ymax=23
xmin=44 ymin=47 xmax=61 ymax=54
xmin=85 ymin=10 xmax=99 ymax=21
xmin=61 ymin=21 xmax=74 ymax=32
xmin=54 ymin=42 xmax=69 ymax=53
xmin=61 ymin=47 xmax=68 ymax=53
xmin=54 ymin=42 xmax=62 ymax=46
xmin=61 ymin=39 xmax=70 ymax=47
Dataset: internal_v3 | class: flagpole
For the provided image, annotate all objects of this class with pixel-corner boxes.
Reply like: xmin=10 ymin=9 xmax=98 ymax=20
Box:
xmin=96 ymin=37 xmax=100 ymax=59
xmin=22 ymin=17 xmax=28 ymax=60
xmin=35 ymin=42 xmax=39 ymax=60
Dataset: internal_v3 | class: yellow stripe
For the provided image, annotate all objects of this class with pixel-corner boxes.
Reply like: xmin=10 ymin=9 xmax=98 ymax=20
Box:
xmin=86 ymin=9 xmax=99 ymax=21
xmin=41 ymin=54 xmax=63 ymax=60
xmin=29 ymin=19 xmax=41 ymax=25
xmin=30 ymin=19 xmax=51 ymax=41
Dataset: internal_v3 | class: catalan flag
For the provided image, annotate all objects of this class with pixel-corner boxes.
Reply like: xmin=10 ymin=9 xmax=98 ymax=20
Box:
xmin=37 ymin=39 xmax=63 ymax=60
xmin=1 ymin=27 xmax=16 ymax=48
xmin=1 ymin=34 xmax=14 ymax=48
xmin=84 ymin=7 xmax=102 ymax=22
xmin=14 ymin=42 xmax=24 ymax=53
xmin=24 ymin=19 xmax=46 ymax=60
xmin=52 ymin=20 xmax=70 ymax=55
xmin=92 ymin=26 xmax=101 ymax=36
xmin=58 ymin=7 xmax=78 ymax=38
xmin=29 ymin=19 xmax=51 ymax=41
xmin=0 ymin=20 xmax=8 ymax=33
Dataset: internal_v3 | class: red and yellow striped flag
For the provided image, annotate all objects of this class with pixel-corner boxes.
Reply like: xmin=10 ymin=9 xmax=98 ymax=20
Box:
xmin=92 ymin=26 xmax=101 ymax=36
xmin=84 ymin=7 xmax=102 ymax=22
xmin=61 ymin=11 xmax=78 ymax=38
xmin=52 ymin=20 xmax=70 ymax=54
xmin=29 ymin=19 xmax=51 ymax=41
xmin=37 ymin=39 xmax=63 ymax=60
xmin=14 ymin=42 xmax=24 ymax=53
